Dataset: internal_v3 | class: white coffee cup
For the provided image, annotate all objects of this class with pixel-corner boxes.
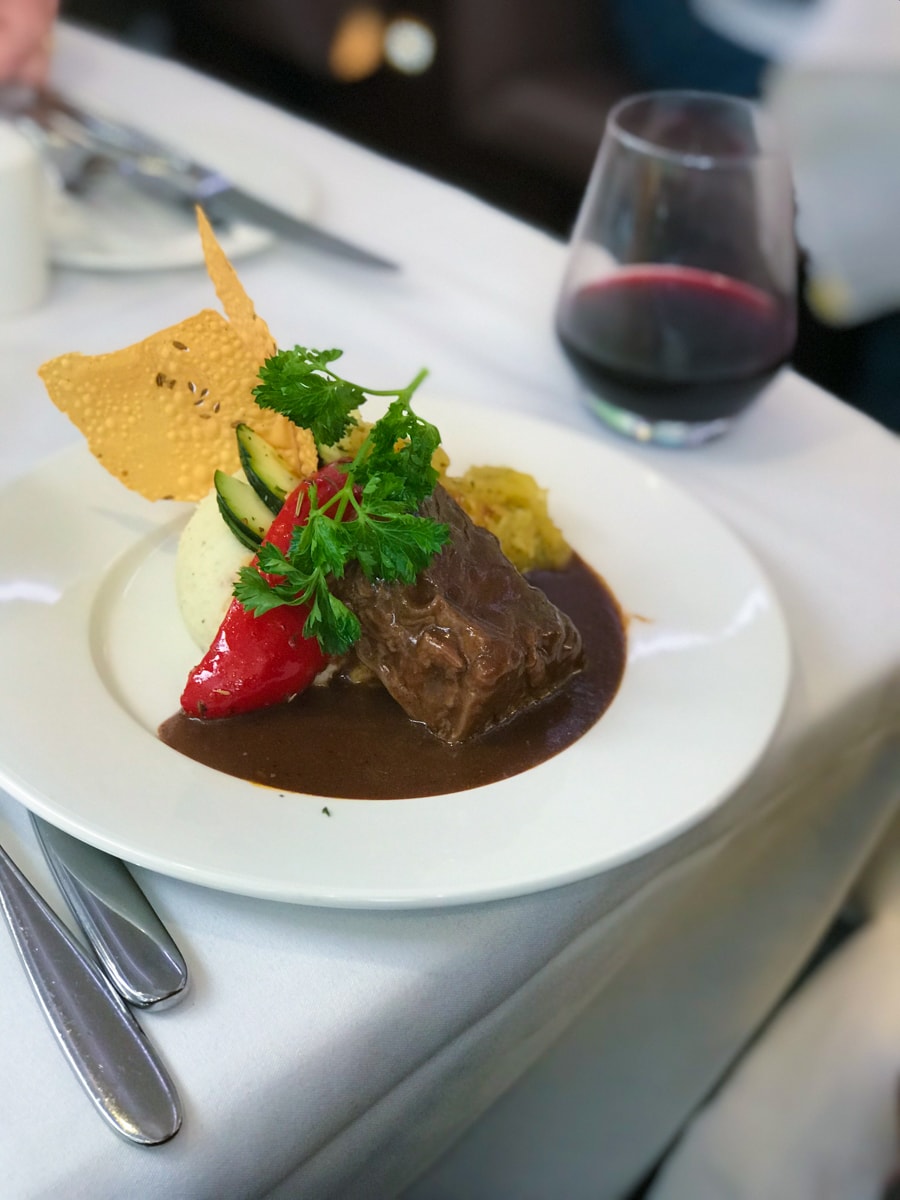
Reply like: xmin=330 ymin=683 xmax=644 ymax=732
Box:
xmin=0 ymin=121 xmax=48 ymax=318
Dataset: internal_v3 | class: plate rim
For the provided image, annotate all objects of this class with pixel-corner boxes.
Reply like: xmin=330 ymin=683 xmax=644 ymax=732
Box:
xmin=0 ymin=403 xmax=791 ymax=906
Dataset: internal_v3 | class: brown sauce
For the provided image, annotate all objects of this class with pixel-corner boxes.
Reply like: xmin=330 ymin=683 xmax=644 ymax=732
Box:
xmin=158 ymin=555 xmax=626 ymax=799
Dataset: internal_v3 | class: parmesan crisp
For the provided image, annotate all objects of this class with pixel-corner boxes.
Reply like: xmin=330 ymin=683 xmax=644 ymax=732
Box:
xmin=39 ymin=208 xmax=317 ymax=501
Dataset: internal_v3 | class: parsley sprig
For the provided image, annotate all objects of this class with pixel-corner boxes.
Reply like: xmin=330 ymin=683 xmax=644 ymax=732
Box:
xmin=233 ymin=347 xmax=450 ymax=656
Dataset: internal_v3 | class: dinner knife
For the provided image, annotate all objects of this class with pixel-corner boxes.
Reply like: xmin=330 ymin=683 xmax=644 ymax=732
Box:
xmin=140 ymin=164 xmax=400 ymax=270
xmin=30 ymin=814 xmax=188 ymax=1010
xmin=1 ymin=83 xmax=398 ymax=270
xmin=0 ymin=837 xmax=181 ymax=1144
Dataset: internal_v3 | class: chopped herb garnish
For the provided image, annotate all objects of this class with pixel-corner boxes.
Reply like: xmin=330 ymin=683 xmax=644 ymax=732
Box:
xmin=234 ymin=347 xmax=449 ymax=655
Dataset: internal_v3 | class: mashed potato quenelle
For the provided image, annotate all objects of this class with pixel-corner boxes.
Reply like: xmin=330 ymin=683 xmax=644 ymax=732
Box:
xmin=176 ymin=479 xmax=253 ymax=650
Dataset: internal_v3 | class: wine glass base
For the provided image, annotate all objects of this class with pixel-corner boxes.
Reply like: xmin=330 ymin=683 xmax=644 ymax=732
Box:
xmin=587 ymin=394 xmax=732 ymax=448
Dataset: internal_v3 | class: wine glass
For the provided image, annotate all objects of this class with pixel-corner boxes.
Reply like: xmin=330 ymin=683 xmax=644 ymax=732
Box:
xmin=555 ymin=90 xmax=797 ymax=447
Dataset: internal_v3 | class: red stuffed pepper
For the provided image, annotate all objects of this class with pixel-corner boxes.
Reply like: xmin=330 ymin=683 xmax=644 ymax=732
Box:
xmin=181 ymin=462 xmax=348 ymax=719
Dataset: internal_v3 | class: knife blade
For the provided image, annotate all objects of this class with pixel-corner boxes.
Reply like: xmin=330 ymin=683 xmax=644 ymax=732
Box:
xmin=30 ymin=814 xmax=188 ymax=1010
xmin=1 ymin=83 xmax=398 ymax=270
xmin=127 ymin=160 xmax=398 ymax=270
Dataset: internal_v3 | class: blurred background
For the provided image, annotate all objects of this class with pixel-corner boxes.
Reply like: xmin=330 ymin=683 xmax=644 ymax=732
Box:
xmin=57 ymin=0 xmax=899 ymax=434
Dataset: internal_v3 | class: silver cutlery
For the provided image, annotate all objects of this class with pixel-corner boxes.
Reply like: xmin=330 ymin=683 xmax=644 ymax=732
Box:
xmin=0 ymin=83 xmax=399 ymax=271
xmin=0 ymin=837 xmax=182 ymax=1144
xmin=30 ymin=814 xmax=188 ymax=1010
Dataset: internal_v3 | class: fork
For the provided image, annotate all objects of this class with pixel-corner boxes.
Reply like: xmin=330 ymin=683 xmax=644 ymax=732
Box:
xmin=0 ymin=838 xmax=182 ymax=1144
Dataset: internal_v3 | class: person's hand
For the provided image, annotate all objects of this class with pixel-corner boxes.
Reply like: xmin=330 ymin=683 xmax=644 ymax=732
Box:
xmin=0 ymin=0 xmax=59 ymax=85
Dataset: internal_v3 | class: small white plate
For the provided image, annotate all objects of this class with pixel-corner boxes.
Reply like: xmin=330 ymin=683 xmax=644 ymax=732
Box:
xmin=0 ymin=401 xmax=790 ymax=907
xmin=47 ymin=169 xmax=286 ymax=271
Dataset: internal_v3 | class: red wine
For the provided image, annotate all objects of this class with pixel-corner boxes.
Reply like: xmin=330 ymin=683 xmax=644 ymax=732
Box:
xmin=556 ymin=265 xmax=795 ymax=424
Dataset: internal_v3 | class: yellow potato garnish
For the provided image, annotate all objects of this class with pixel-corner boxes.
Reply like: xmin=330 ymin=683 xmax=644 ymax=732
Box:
xmin=443 ymin=464 xmax=571 ymax=572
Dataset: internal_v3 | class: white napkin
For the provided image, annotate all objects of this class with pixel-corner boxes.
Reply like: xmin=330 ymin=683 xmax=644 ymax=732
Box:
xmin=690 ymin=0 xmax=900 ymax=66
xmin=691 ymin=0 xmax=900 ymax=326
xmin=767 ymin=68 xmax=900 ymax=325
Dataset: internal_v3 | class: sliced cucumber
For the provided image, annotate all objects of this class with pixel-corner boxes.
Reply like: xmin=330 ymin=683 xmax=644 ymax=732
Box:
xmin=236 ymin=423 xmax=301 ymax=514
xmin=214 ymin=470 xmax=274 ymax=551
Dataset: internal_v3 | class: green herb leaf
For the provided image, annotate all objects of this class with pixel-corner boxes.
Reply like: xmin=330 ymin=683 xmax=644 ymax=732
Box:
xmin=233 ymin=563 xmax=297 ymax=616
xmin=237 ymin=350 xmax=449 ymax=655
xmin=253 ymin=347 xmax=364 ymax=447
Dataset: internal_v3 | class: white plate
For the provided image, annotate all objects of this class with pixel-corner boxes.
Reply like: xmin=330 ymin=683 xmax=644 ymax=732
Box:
xmin=0 ymin=402 xmax=789 ymax=907
xmin=47 ymin=170 xmax=288 ymax=271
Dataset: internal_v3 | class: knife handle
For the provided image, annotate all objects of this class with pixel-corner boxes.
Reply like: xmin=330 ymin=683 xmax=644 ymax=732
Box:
xmin=31 ymin=815 xmax=188 ymax=1009
xmin=0 ymin=839 xmax=182 ymax=1144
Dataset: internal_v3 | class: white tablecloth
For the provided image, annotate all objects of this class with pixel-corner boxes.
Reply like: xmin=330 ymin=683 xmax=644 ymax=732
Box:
xmin=646 ymin=906 xmax=900 ymax=1199
xmin=0 ymin=23 xmax=898 ymax=1200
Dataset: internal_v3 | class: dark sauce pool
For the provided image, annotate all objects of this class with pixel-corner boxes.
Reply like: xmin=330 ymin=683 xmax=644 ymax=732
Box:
xmin=158 ymin=555 xmax=626 ymax=799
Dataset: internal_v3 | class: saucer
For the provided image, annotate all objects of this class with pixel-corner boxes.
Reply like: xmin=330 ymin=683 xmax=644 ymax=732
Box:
xmin=47 ymin=168 xmax=274 ymax=271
